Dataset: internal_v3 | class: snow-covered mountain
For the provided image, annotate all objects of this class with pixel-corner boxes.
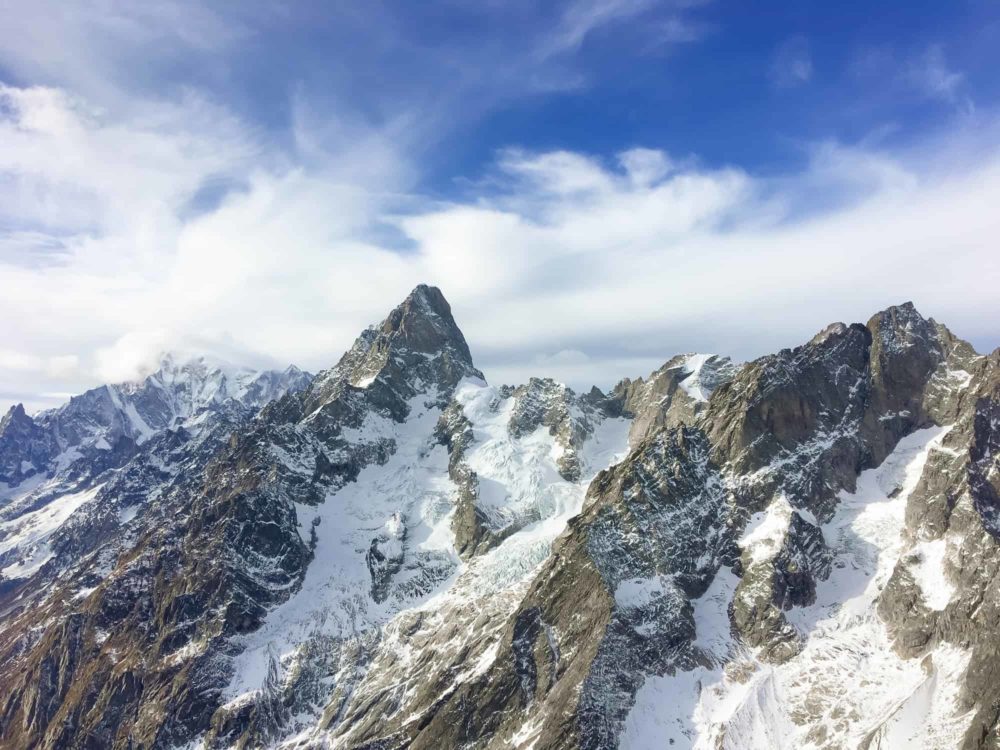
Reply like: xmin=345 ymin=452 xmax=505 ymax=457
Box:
xmin=1 ymin=354 xmax=311 ymax=488
xmin=0 ymin=355 xmax=311 ymax=588
xmin=0 ymin=286 xmax=997 ymax=750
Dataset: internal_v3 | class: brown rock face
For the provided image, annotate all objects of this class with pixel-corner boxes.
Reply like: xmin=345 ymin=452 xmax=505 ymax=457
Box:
xmin=611 ymin=353 xmax=738 ymax=443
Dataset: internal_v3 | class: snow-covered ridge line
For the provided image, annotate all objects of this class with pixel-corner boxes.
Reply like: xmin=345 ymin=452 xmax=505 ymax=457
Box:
xmin=1 ymin=353 xmax=312 ymax=487
xmin=0 ymin=483 xmax=104 ymax=580
xmin=0 ymin=353 xmax=313 ymax=589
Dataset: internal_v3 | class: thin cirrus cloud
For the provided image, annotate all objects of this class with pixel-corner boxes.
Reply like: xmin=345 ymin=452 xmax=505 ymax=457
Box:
xmin=770 ymin=36 xmax=813 ymax=88
xmin=908 ymin=45 xmax=974 ymax=114
xmin=849 ymin=42 xmax=976 ymax=117
xmin=0 ymin=0 xmax=998 ymax=411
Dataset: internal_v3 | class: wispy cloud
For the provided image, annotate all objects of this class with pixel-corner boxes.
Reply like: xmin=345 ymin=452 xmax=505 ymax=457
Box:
xmin=653 ymin=16 xmax=712 ymax=45
xmin=4 ymin=62 xmax=1000 ymax=405
xmin=539 ymin=0 xmax=711 ymax=61
xmin=0 ymin=0 xmax=255 ymax=108
xmin=770 ymin=35 xmax=813 ymax=88
xmin=850 ymin=42 xmax=975 ymax=116
xmin=2 ymin=73 xmax=1000 ymax=406
xmin=908 ymin=44 xmax=974 ymax=113
xmin=541 ymin=0 xmax=659 ymax=57
xmin=404 ymin=135 xmax=1000 ymax=387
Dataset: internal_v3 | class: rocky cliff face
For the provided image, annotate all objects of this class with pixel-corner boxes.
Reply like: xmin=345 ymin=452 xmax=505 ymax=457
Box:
xmin=0 ymin=358 xmax=312 ymax=596
xmin=610 ymin=352 xmax=738 ymax=443
xmin=0 ymin=289 xmax=996 ymax=750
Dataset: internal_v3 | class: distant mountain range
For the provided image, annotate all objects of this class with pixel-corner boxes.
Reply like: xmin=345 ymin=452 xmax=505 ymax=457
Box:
xmin=0 ymin=285 xmax=996 ymax=750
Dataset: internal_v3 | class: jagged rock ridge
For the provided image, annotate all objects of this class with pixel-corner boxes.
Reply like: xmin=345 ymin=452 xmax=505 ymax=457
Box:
xmin=0 ymin=289 xmax=996 ymax=750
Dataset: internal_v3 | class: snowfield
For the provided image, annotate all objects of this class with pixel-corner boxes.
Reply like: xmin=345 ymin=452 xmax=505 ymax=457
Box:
xmin=222 ymin=378 xmax=632 ymax=741
xmin=623 ymin=425 xmax=974 ymax=750
xmin=0 ymin=483 xmax=104 ymax=579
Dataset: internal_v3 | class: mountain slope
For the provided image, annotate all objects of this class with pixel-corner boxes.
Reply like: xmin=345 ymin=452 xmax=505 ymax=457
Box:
xmin=0 ymin=357 xmax=312 ymax=596
xmin=0 ymin=288 xmax=997 ymax=750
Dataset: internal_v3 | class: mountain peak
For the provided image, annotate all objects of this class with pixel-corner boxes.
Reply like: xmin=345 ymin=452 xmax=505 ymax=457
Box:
xmin=867 ymin=300 xmax=925 ymax=329
xmin=406 ymin=283 xmax=450 ymax=315
xmin=0 ymin=402 xmax=40 ymax=436
xmin=377 ymin=284 xmax=474 ymax=365
xmin=150 ymin=351 xmax=253 ymax=382
xmin=2 ymin=403 xmax=28 ymax=423
xmin=866 ymin=300 xmax=938 ymax=355
xmin=2 ymin=299 xmax=996 ymax=750
xmin=306 ymin=285 xmax=482 ymax=414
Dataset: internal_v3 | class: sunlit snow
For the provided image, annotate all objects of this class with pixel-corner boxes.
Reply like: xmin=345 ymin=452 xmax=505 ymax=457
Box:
xmin=0 ymin=483 xmax=103 ymax=579
xmin=222 ymin=377 xmax=632 ymax=733
xmin=622 ymin=425 xmax=974 ymax=750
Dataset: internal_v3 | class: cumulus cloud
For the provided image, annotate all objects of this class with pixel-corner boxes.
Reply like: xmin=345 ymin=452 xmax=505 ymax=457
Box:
xmin=3 ymin=74 xmax=1000 ymax=410
xmin=0 ymin=81 xmax=417 ymax=408
xmin=411 ymin=138 xmax=999 ymax=388
xmin=619 ymin=148 xmax=675 ymax=187
xmin=1 ymin=3 xmax=998 ymax=412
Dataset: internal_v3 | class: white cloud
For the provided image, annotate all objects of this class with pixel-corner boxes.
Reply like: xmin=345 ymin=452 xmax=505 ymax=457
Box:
xmin=852 ymin=43 xmax=975 ymax=116
xmin=401 ymin=133 xmax=1000 ymax=388
xmin=490 ymin=352 xmax=666 ymax=391
xmin=619 ymin=148 xmax=675 ymax=187
xmin=531 ymin=0 xmax=711 ymax=78
xmin=1 ymin=40 xmax=999 ymax=411
xmin=0 ymin=349 xmax=79 ymax=378
xmin=542 ymin=0 xmax=659 ymax=58
xmin=498 ymin=149 xmax=616 ymax=196
xmin=0 ymin=80 xmax=418 ymax=407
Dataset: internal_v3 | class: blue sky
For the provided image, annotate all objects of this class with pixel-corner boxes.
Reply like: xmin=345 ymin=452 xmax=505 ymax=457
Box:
xmin=1 ymin=0 xmax=999 ymax=409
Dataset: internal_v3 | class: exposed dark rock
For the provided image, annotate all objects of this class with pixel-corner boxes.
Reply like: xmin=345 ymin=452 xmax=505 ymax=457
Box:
xmin=609 ymin=353 xmax=738 ymax=443
xmin=0 ymin=403 xmax=58 ymax=485
xmin=508 ymin=377 xmax=595 ymax=481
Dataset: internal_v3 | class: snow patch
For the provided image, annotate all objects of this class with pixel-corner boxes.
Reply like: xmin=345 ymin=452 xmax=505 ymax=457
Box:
xmin=118 ymin=504 xmax=139 ymax=525
xmin=0 ymin=483 xmax=103 ymax=579
xmin=693 ymin=566 xmax=740 ymax=663
xmin=739 ymin=495 xmax=792 ymax=565
xmin=224 ymin=399 xmax=455 ymax=700
xmin=222 ymin=379 xmax=632 ymax=739
xmin=615 ymin=576 xmax=670 ymax=608
xmin=678 ymin=354 xmax=713 ymax=402
xmin=907 ymin=537 xmax=954 ymax=611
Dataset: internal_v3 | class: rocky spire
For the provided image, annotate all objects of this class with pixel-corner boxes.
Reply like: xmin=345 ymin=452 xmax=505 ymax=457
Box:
xmin=303 ymin=284 xmax=483 ymax=416
xmin=0 ymin=403 xmax=29 ymax=432
xmin=866 ymin=301 xmax=943 ymax=419
xmin=376 ymin=284 xmax=475 ymax=364
xmin=0 ymin=403 xmax=56 ymax=484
